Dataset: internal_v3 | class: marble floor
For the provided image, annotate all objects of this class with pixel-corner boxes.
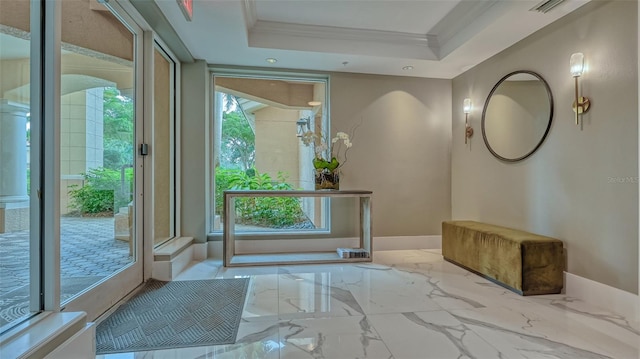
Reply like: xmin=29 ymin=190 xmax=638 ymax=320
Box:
xmin=96 ymin=249 xmax=639 ymax=359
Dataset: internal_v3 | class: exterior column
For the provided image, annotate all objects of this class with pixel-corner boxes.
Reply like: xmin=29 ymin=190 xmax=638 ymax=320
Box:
xmin=0 ymin=99 xmax=29 ymax=232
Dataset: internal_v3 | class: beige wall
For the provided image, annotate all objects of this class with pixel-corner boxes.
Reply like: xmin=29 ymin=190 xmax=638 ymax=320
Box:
xmin=154 ymin=49 xmax=171 ymax=243
xmin=60 ymin=89 xmax=104 ymax=215
xmin=254 ymin=106 xmax=300 ymax=184
xmin=452 ymin=1 xmax=638 ymax=293
xmin=331 ymin=73 xmax=452 ymax=236
xmin=197 ymin=70 xmax=452 ymax=240
xmin=180 ymin=60 xmax=210 ymax=243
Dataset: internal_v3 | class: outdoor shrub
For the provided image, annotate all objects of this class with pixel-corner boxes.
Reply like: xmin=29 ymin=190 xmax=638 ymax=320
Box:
xmin=215 ymin=167 xmax=306 ymax=228
xmin=215 ymin=167 xmax=237 ymax=216
xmin=68 ymin=185 xmax=114 ymax=214
xmin=68 ymin=167 xmax=133 ymax=215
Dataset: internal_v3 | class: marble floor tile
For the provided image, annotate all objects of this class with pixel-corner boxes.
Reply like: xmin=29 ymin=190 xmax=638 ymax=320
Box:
xmin=527 ymin=294 xmax=640 ymax=336
xmin=450 ymin=306 xmax=625 ymax=358
xmin=96 ymin=249 xmax=639 ymax=359
xmin=277 ymin=269 xmax=365 ymax=320
xmin=346 ymin=266 xmax=443 ymax=315
xmin=241 ymin=274 xmax=279 ymax=321
xmin=215 ymin=265 xmax=280 ymax=278
xmin=279 ymin=316 xmax=393 ymax=359
xmin=173 ymin=260 xmax=220 ymax=281
xmin=368 ymin=311 xmax=501 ymax=359
xmin=212 ymin=320 xmax=282 ymax=359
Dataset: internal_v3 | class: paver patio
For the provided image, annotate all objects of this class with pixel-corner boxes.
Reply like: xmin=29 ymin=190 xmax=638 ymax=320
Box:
xmin=0 ymin=217 xmax=132 ymax=327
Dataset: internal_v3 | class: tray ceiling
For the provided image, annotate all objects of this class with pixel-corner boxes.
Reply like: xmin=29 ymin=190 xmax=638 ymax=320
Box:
xmin=156 ymin=0 xmax=589 ymax=78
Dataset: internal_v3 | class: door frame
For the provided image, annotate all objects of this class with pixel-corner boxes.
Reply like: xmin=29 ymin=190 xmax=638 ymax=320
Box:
xmin=57 ymin=0 xmax=146 ymax=320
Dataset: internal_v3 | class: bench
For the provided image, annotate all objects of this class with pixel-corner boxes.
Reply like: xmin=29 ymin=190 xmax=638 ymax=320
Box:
xmin=442 ymin=220 xmax=564 ymax=295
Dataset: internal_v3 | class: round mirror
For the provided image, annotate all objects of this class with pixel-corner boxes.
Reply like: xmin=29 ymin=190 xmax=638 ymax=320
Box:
xmin=481 ymin=70 xmax=553 ymax=162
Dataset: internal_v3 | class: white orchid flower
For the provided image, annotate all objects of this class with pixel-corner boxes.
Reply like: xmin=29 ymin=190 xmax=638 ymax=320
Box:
xmin=315 ymin=143 xmax=328 ymax=153
xmin=301 ymin=128 xmax=355 ymax=167
xmin=301 ymin=131 xmax=316 ymax=146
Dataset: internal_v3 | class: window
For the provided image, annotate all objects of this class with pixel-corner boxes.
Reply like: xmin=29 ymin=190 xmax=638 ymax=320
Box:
xmin=212 ymin=73 xmax=329 ymax=234
xmin=152 ymin=44 xmax=178 ymax=246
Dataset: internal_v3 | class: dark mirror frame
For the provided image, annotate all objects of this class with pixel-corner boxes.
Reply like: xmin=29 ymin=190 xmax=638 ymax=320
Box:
xmin=481 ymin=70 xmax=554 ymax=162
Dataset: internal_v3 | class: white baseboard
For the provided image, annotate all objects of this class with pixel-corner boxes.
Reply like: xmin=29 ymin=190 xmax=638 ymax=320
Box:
xmin=153 ymin=238 xmax=209 ymax=281
xmin=0 ymin=312 xmax=89 ymax=359
xmin=206 ymin=235 xmax=442 ymax=260
xmin=192 ymin=243 xmax=207 ymax=261
xmin=45 ymin=323 xmax=95 ymax=359
xmin=564 ymin=272 xmax=639 ymax=321
xmin=208 ymin=241 xmax=223 ymax=260
xmin=152 ymin=245 xmax=194 ymax=281
xmin=373 ymin=235 xmax=441 ymax=251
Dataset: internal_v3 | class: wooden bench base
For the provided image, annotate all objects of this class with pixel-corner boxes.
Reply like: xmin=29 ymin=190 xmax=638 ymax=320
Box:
xmin=442 ymin=221 xmax=564 ymax=296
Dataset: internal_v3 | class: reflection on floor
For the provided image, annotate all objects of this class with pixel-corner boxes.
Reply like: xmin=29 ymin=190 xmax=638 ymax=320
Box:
xmin=97 ymin=249 xmax=639 ymax=359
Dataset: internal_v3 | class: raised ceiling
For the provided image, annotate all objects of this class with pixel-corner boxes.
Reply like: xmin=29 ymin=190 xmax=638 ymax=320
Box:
xmin=156 ymin=0 xmax=590 ymax=79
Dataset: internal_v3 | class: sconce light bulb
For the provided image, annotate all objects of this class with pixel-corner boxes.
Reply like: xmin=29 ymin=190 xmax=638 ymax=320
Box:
xmin=570 ymin=52 xmax=584 ymax=77
xmin=463 ymin=98 xmax=472 ymax=114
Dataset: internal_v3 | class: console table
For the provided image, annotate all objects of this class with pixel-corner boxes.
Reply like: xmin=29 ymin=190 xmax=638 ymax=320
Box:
xmin=223 ymin=190 xmax=373 ymax=267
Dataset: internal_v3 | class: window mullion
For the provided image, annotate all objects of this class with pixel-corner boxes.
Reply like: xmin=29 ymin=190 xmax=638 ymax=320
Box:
xmin=39 ymin=0 xmax=62 ymax=312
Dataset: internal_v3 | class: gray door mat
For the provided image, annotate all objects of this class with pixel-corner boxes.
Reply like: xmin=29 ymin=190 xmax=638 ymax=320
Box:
xmin=96 ymin=278 xmax=250 ymax=354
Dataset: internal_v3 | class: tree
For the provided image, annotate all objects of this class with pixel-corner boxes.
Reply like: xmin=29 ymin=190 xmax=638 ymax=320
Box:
xmin=102 ymin=87 xmax=134 ymax=169
xmin=221 ymin=111 xmax=255 ymax=171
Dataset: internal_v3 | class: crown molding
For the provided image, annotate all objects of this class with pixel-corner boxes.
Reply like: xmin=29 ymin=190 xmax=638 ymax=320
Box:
xmin=241 ymin=0 xmax=257 ymax=30
xmin=252 ymin=20 xmax=432 ymax=48
xmin=240 ymin=0 xmax=513 ymax=63
xmin=248 ymin=20 xmax=439 ymax=60
xmin=429 ymin=0 xmax=500 ymax=47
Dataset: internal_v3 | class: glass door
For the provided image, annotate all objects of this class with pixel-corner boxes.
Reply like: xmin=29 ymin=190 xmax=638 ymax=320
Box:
xmin=0 ymin=0 xmax=36 ymax=331
xmin=58 ymin=0 xmax=143 ymax=320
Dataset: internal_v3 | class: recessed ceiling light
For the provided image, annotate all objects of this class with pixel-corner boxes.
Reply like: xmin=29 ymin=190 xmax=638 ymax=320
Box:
xmin=266 ymin=58 xmax=277 ymax=64
xmin=308 ymin=101 xmax=322 ymax=106
xmin=402 ymin=66 xmax=414 ymax=71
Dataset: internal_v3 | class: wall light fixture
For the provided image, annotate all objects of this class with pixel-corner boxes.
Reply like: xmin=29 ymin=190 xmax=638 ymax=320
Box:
xmin=570 ymin=52 xmax=591 ymax=125
xmin=463 ymin=98 xmax=473 ymax=144
xmin=296 ymin=117 xmax=310 ymax=138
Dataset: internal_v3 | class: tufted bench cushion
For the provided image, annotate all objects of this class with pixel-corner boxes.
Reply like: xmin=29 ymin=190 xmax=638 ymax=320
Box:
xmin=442 ymin=220 xmax=564 ymax=295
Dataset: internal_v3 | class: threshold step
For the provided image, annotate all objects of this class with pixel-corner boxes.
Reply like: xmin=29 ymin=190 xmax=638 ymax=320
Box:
xmin=154 ymin=237 xmax=193 ymax=261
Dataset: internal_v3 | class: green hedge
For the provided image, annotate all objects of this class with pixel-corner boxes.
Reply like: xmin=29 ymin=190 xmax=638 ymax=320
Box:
xmin=215 ymin=168 xmax=307 ymax=228
xmin=68 ymin=167 xmax=133 ymax=215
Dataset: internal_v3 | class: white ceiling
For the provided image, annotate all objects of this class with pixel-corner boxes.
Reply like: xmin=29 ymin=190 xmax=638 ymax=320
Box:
xmin=155 ymin=0 xmax=589 ymax=79
xmin=0 ymin=33 xmax=30 ymax=59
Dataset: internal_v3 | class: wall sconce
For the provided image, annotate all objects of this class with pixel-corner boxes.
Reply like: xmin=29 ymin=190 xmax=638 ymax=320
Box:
xmin=570 ymin=52 xmax=591 ymax=125
xmin=296 ymin=117 xmax=310 ymax=138
xmin=463 ymin=98 xmax=473 ymax=144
